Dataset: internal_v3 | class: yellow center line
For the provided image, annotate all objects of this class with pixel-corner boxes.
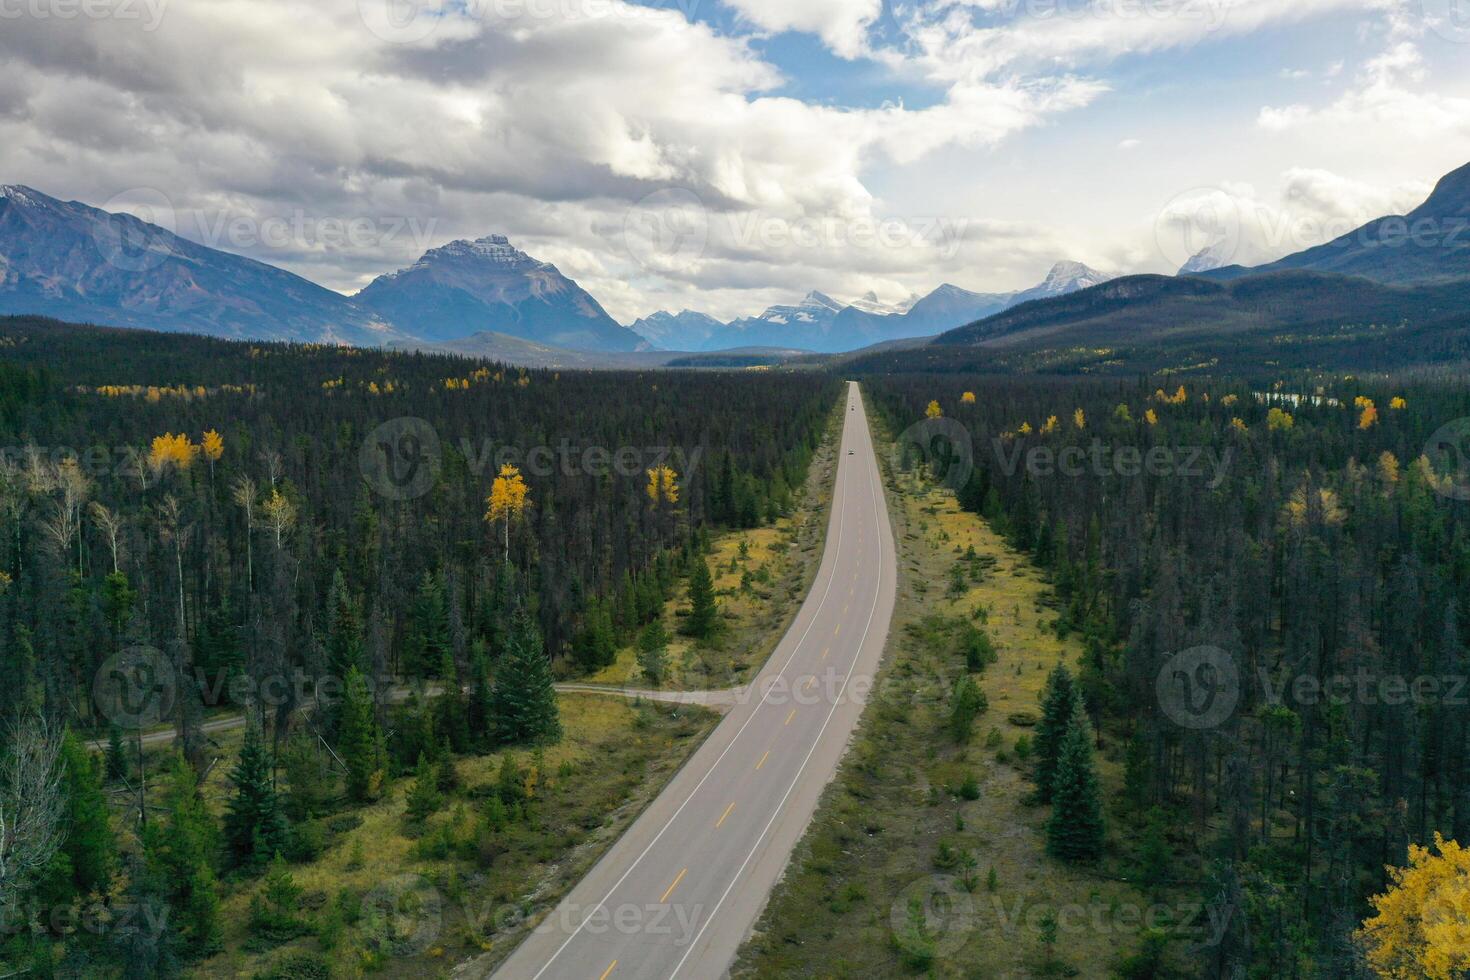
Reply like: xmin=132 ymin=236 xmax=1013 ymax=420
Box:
xmin=756 ymin=749 xmax=771 ymax=770
xmin=660 ymin=868 xmax=688 ymax=904
xmin=804 ymin=676 xmax=816 ymax=691
xmin=716 ymin=802 xmax=736 ymax=828
xmin=821 ymin=646 xmax=829 ymax=661
xmin=784 ymin=709 xmax=796 ymax=725
xmin=599 ymin=962 xmax=617 ymax=980
xmin=834 ymin=624 xmax=842 ymax=636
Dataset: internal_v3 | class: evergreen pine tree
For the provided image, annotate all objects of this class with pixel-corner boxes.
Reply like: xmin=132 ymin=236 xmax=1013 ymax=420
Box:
xmin=468 ymin=640 xmax=494 ymax=744
xmin=637 ymin=619 xmax=671 ymax=686
xmin=280 ymin=731 xmax=333 ymax=822
xmin=684 ymin=559 xmax=719 ymax=640
xmin=105 ymin=723 xmax=128 ymax=782
xmin=224 ymin=726 xmax=289 ymax=869
xmin=143 ymin=757 xmax=222 ymax=951
xmin=948 ymin=674 xmax=988 ymax=742
xmin=325 ymin=568 xmax=365 ymax=679
xmin=1034 ymin=663 xmax=1081 ymax=802
xmin=53 ymin=731 xmax=116 ymax=896
xmin=436 ymin=648 xmax=470 ymax=751
xmin=405 ymin=752 xmax=441 ymax=821
xmin=338 ymin=666 xmax=387 ymax=802
xmin=1046 ymin=704 xmax=1106 ymax=863
xmin=404 ymin=572 xmax=450 ymax=677
xmin=489 ymin=607 xmax=562 ymax=746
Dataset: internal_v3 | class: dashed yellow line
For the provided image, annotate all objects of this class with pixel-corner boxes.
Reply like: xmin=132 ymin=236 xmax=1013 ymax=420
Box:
xmin=821 ymin=647 xmax=830 ymax=661
xmin=804 ymin=676 xmax=816 ymax=691
xmin=834 ymin=624 xmax=842 ymax=637
xmin=599 ymin=962 xmax=617 ymax=980
xmin=660 ymin=868 xmax=688 ymax=904
xmin=784 ymin=709 xmax=796 ymax=725
xmin=717 ymin=802 xmax=736 ymax=828
xmin=756 ymin=749 xmax=771 ymax=770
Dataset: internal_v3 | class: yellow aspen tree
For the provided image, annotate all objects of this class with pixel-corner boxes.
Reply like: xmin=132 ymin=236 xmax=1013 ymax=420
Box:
xmin=925 ymin=400 xmax=943 ymax=419
xmin=1072 ymin=408 xmax=1086 ymax=430
xmin=960 ymin=391 xmax=976 ymax=404
xmin=485 ymin=464 xmax=530 ymax=563
xmin=1144 ymin=408 xmax=1159 ymax=426
xmin=1357 ymin=834 xmax=1470 ymax=979
xmin=646 ymin=466 xmax=679 ymax=505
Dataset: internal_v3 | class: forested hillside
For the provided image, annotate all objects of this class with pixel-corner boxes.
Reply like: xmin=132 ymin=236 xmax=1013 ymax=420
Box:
xmin=0 ymin=315 xmax=838 ymax=974
xmin=866 ymin=374 xmax=1470 ymax=975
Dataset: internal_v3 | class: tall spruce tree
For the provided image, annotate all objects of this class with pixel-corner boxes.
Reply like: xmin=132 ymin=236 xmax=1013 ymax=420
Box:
xmin=338 ymin=666 xmax=387 ymax=802
xmin=324 ymin=568 xmax=365 ymax=680
xmin=684 ymin=559 xmax=720 ymax=640
xmin=224 ymin=726 xmax=289 ymax=869
xmin=1034 ymin=663 xmax=1081 ymax=802
xmin=143 ymin=757 xmax=222 ymax=951
xmin=489 ymin=607 xmax=562 ymax=746
xmin=637 ymin=618 xmax=671 ymax=686
xmin=51 ymin=731 xmax=116 ymax=897
xmin=1046 ymin=704 xmax=1105 ymax=863
xmin=468 ymin=640 xmax=494 ymax=745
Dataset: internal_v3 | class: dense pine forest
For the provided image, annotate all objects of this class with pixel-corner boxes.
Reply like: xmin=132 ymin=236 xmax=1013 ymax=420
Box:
xmin=867 ymin=372 xmax=1470 ymax=977
xmin=0 ymin=316 xmax=838 ymax=975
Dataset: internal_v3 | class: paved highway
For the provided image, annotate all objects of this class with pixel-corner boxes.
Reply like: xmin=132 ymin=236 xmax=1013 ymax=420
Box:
xmin=488 ymin=381 xmax=897 ymax=980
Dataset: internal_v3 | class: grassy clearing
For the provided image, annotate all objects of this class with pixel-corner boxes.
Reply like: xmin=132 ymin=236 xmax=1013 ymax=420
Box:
xmin=584 ymin=405 xmax=842 ymax=692
xmin=179 ymin=694 xmax=716 ymax=979
xmin=732 ymin=429 xmax=1149 ymax=979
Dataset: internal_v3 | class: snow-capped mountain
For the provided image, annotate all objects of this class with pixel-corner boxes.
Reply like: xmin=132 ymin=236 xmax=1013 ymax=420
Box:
xmin=1008 ymin=261 xmax=1112 ymax=306
xmin=845 ymin=290 xmax=919 ymax=316
xmin=356 ymin=235 xmax=644 ymax=352
xmin=629 ymin=309 xmax=726 ymax=349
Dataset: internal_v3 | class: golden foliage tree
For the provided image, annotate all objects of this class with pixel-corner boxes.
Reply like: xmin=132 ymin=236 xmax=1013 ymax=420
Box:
xmin=1357 ymin=834 xmax=1470 ymax=979
xmin=925 ymin=400 xmax=943 ymax=419
xmin=960 ymin=391 xmax=976 ymax=404
xmin=486 ymin=464 xmax=530 ymax=563
xmin=646 ymin=465 xmax=679 ymax=505
xmin=148 ymin=433 xmax=200 ymax=474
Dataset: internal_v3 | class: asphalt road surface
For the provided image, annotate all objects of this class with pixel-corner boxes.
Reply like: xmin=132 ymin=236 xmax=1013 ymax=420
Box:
xmin=487 ymin=381 xmax=897 ymax=980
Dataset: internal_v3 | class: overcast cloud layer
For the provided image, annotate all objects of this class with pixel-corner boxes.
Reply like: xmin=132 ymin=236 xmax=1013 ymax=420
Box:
xmin=2 ymin=0 xmax=1467 ymax=322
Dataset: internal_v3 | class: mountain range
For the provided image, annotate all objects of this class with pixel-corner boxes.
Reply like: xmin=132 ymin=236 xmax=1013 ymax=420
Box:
xmin=0 ymin=186 xmax=644 ymax=353
xmin=847 ymin=160 xmax=1470 ymax=376
xmin=630 ymin=261 xmax=1113 ymax=353
xmin=1201 ymin=161 xmax=1470 ymax=285
xmin=3 ymin=160 xmax=1467 ymax=362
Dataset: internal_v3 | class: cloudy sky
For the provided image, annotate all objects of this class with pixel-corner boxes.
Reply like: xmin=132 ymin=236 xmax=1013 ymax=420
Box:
xmin=3 ymin=0 xmax=1469 ymax=322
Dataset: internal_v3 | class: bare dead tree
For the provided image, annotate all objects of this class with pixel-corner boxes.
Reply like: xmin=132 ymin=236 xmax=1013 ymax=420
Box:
xmin=0 ymin=715 xmax=65 ymax=912
xmin=88 ymin=501 xmax=126 ymax=575
xmin=232 ymin=475 xmax=257 ymax=592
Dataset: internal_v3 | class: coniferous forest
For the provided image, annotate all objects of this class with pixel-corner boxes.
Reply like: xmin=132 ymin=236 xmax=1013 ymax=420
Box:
xmin=866 ymin=372 xmax=1470 ymax=977
xmin=0 ymin=316 xmax=838 ymax=974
